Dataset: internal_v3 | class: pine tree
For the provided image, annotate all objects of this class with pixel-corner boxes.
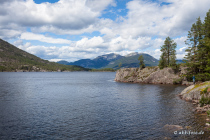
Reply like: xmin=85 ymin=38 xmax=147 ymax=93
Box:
xmin=159 ymin=37 xmax=177 ymax=68
xmin=184 ymin=10 xmax=210 ymax=81
xmin=203 ymin=9 xmax=210 ymax=76
xmin=184 ymin=20 xmax=201 ymax=74
xmin=158 ymin=53 xmax=167 ymax=69
xmin=138 ymin=55 xmax=145 ymax=69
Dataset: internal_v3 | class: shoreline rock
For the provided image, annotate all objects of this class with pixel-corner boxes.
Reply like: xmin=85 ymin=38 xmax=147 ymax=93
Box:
xmin=179 ymin=81 xmax=210 ymax=101
xmin=115 ymin=66 xmax=190 ymax=85
xmin=179 ymin=81 xmax=210 ymax=131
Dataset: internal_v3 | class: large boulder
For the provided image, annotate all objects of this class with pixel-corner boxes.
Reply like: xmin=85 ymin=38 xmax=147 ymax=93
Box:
xmin=179 ymin=81 xmax=210 ymax=101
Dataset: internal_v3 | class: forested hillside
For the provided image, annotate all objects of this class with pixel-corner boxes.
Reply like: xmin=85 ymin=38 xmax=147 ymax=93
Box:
xmin=0 ymin=39 xmax=89 ymax=72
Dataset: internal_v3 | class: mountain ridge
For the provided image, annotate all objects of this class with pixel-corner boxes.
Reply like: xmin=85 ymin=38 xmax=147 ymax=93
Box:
xmin=57 ymin=52 xmax=159 ymax=69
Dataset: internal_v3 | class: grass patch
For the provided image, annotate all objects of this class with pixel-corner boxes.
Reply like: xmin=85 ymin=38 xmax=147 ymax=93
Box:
xmin=186 ymin=81 xmax=210 ymax=94
xmin=199 ymin=86 xmax=210 ymax=107
xmin=124 ymin=75 xmax=131 ymax=79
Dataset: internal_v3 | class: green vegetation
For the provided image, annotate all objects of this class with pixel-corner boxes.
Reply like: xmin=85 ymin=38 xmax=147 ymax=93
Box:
xmin=0 ymin=39 xmax=89 ymax=72
xmin=199 ymin=96 xmax=210 ymax=107
xmin=199 ymin=87 xmax=210 ymax=106
xmin=184 ymin=82 xmax=210 ymax=95
xmin=138 ymin=55 xmax=145 ymax=69
xmin=173 ymin=77 xmax=183 ymax=85
xmin=184 ymin=9 xmax=210 ymax=81
xmin=207 ymin=110 xmax=210 ymax=116
xmin=158 ymin=37 xmax=177 ymax=69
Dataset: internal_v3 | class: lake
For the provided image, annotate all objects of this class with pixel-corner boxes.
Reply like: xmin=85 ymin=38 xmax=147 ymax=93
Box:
xmin=0 ymin=72 xmax=208 ymax=139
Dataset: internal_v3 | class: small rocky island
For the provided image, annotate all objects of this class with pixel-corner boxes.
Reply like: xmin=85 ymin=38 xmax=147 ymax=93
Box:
xmin=114 ymin=66 xmax=190 ymax=85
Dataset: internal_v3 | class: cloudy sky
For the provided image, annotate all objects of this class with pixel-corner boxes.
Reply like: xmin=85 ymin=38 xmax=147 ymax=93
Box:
xmin=1 ymin=0 xmax=210 ymax=62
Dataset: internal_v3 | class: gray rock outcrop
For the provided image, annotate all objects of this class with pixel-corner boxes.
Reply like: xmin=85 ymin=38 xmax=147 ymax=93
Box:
xmin=115 ymin=66 xmax=186 ymax=85
xmin=179 ymin=81 xmax=210 ymax=101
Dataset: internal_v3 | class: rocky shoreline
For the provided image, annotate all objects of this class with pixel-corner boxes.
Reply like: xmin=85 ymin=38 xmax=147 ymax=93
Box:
xmin=115 ymin=67 xmax=210 ymax=133
xmin=114 ymin=66 xmax=192 ymax=85
xmin=179 ymin=82 xmax=210 ymax=131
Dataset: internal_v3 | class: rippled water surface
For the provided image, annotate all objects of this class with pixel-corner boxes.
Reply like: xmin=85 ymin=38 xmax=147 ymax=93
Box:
xmin=0 ymin=72 xmax=209 ymax=139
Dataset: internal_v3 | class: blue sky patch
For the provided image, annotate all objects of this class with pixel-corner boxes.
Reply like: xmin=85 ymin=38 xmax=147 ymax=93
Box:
xmin=33 ymin=0 xmax=59 ymax=4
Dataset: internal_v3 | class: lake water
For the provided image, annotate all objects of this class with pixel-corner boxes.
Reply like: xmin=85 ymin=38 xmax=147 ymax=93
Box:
xmin=0 ymin=72 xmax=208 ymax=139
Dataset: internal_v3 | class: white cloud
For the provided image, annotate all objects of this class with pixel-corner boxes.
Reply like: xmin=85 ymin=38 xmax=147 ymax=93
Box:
xmin=100 ymin=27 xmax=116 ymax=40
xmin=148 ymin=49 xmax=161 ymax=59
xmin=174 ymin=36 xmax=187 ymax=47
xmin=75 ymin=36 xmax=104 ymax=48
xmin=108 ymin=36 xmax=164 ymax=52
xmin=20 ymin=32 xmax=71 ymax=44
xmin=14 ymin=37 xmax=108 ymax=61
xmin=13 ymin=40 xmax=31 ymax=50
xmin=113 ymin=0 xmax=210 ymax=38
xmin=2 ymin=0 xmax=210 ymax=61
xmin=0 ymin=0 xmax=115 ymax=37
xmin=0 ymin=29 xmax=22 ymax=39
xmin=49 ymin=59 xmax=63 ymax=62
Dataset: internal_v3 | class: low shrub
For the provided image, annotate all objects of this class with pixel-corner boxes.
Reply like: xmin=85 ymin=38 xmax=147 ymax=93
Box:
xmin=199 ymin=95 xmax=210 ymax=107
xmin=0 ymin=66 xmax=6 ymax=72
xmin=171 ymin=64 xmax=180 ymax=74
xmin=173 ymin=77 xmax=183 ymax=85
xmin=207 ymin=110 xmax=210 ymax=116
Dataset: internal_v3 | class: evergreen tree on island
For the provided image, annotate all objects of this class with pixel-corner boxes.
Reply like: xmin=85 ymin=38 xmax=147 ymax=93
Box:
xmin=159 ymin=53 xmax=167 ymax=69
xmin=203 ymin=9 xmax=210 ymax=75
xmin=184 ymin=17 xmax=203 ymax=75
xmin=138 ymin=55 xmax=145 ymax=69
xmin=158 ymin=37 xmax=177 ymax=69
xmin=184 ymin=9 xmax=210 ymax=81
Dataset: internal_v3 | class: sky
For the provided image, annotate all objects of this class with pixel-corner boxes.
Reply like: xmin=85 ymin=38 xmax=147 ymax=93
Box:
xmin=1 ymin=0 xmax=210 ymax=62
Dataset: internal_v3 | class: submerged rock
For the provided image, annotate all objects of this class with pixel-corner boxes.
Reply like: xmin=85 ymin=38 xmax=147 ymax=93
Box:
xmin=163 ymin=124 xmax=183 ymax=132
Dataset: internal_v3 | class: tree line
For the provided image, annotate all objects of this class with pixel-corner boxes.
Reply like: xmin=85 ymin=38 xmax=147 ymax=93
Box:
xmin=138 ymin=9 xmax=210 ymax=81
xmin=184 ymin=9 xmax=210 ymax=81
xmin=138 ymin=36 xmax=177 ymax=70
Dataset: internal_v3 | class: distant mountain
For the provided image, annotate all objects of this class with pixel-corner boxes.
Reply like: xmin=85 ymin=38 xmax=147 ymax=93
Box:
xmin=0 ymin=38 xmax=89 ymax=72
xmin=58 ymin=52 xmax=159 ymax=69
xmin=58 ymin=53 xmax=123 ymax=69
xmin=69 ymin=59 xmax=96 ymax=68
xmin=176 ymin=59 xmax=185 ymax=64
xmin=57 ymin=60 xmax=70 ymax=65
xmin=105 ymin=52 xmax=159 ymax=69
